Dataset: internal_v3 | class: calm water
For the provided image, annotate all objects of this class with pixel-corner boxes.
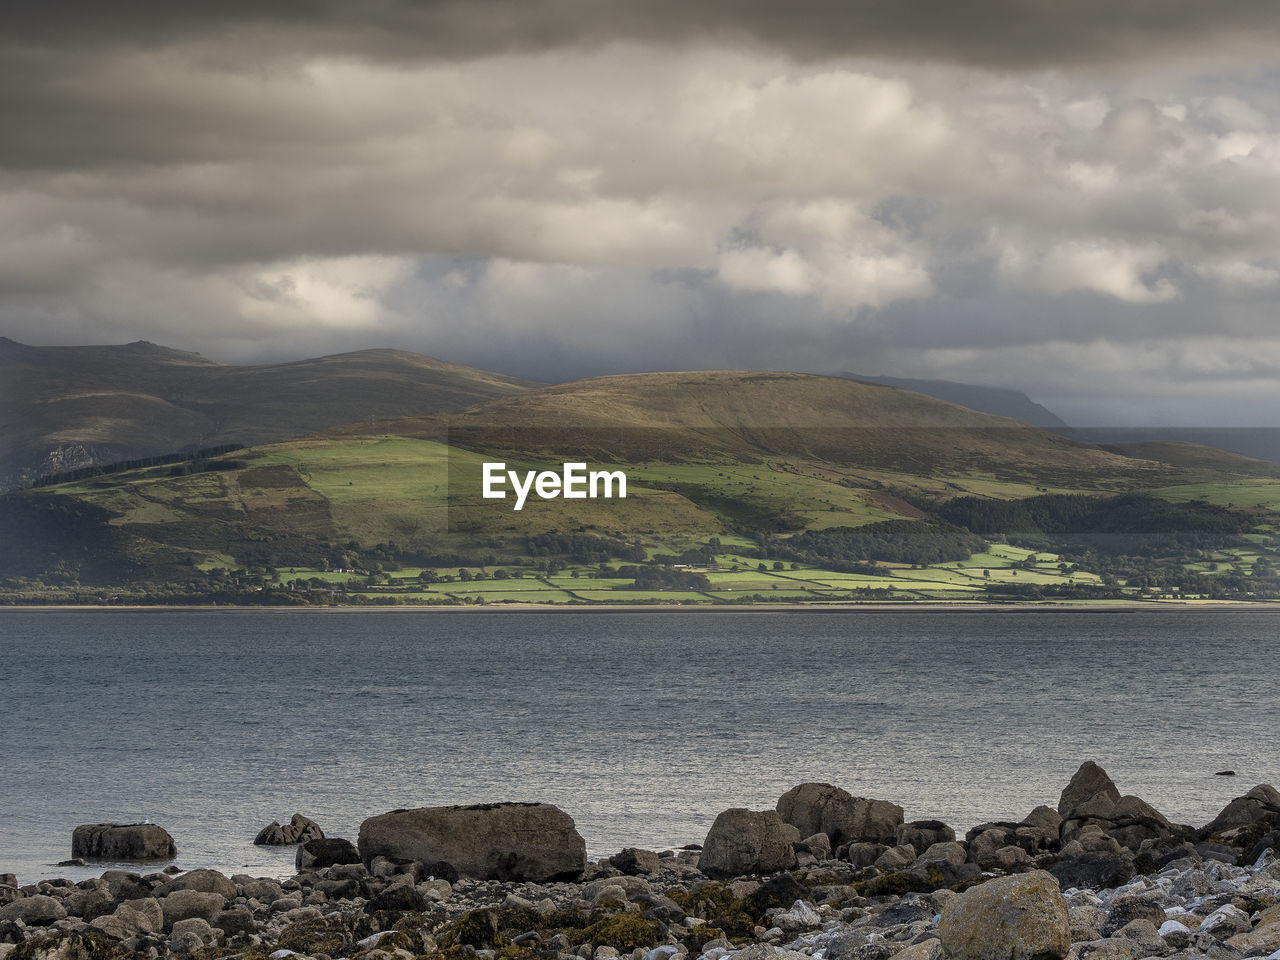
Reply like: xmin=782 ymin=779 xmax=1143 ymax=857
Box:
xmin=2 ymin=608 xmax=1278 ymax=884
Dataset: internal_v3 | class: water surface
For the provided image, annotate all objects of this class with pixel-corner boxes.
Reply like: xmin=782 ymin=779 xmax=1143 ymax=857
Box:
xmin=2 ymin=608 xmax=1276 ymax=883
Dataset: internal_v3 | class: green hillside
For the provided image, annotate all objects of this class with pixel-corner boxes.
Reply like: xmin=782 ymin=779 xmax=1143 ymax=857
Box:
xmin=2 ymin=370 xmax=1278 ymax=604
xmin=0 ymin=338 xmax=536 ymax=489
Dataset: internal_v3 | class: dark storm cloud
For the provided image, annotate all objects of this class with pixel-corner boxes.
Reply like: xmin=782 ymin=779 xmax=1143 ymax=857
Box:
xmin=4 ymin=1 xmax=1280 ymax=425
xmin=8 ymin=0 xmax=1280 ymax=69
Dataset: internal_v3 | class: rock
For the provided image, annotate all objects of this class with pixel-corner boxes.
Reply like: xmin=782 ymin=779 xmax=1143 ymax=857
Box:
xmin=358 ymin=802 xmax=587 ymax=882
xmin=610 ymin=848 xmax=662 ymax=876
xmin=367 ymin=883 xmax=427 ymax=912
xmin=968 ymin=828 xmax=1010 ymax=868
xmin=843 ymin=843 xmax=886 ymax=868
xmin=171 ymin=916 xmax=217 ymax=945
xmin=775 ymin=783 xmax=904 ymax=846
xmin=1048 ymin=853 xmax=1135 ymax=891
xmin=1194 ymin=841 xmax=1239 ymax=864
xmin=1022 ymin=805 xmax=1063 ymax=837
xmin=897 ymin=820 xmax=955 ymax=851
xmin=1059 ymin=762 xmax=1121 ymax=818
xmin=774 ymin=900 xmax=821 ymax=931
xmin=160 ymin=889 xmax=226 ymax=929
xmin=100 ymin=870 xmax=152 ymax=902
xmin=993 ymin=846 xmax=1030 ymax=871
xmin=797 ymin=833 xmax=831 ymax=860
xmin=892 ymin=942 xmax=943 ymax=960
xmin=64 ymin=886 xmax=113 ymax=921
xmin=89 ymin=897 xmax=163 ymax=939
xmin=914 ymin=841 xmax=966 ymax=867
xmin=1202 ymin=784 xmax=1280 ymax=844
xmin=0 ymin=895 xmax=68 ymax=926
xmin=156 ymin=868 xmax=237 ymax=900
xmin=939 ymin=870 xmax=1070 ymax=960
xmin=1101 ymin=898 xmax=1165 ymax=937
xmin=71 ymin=823 xmax=175 ymax=861
xmin=747 ymin=872 xmax=806 ymax=912
xmin=296 ymin=837 xmax=361 ymax=870
xmin=1159 ymin=919 xmax=1194 ymax=948
xmin=234 ymin=876 xmax=284 ymax=901
xmin=212 ymin=906 xmax=256 ymax=938
xmin=874 ymin=844 xmax=916 ymax=870
xmin=699 ymin=808 xmax=799 ymax=878
xmin=254 ymin=814 xmax=325 ymax=846
xmin=1245 ymin=829 xmax=1280 ymax=866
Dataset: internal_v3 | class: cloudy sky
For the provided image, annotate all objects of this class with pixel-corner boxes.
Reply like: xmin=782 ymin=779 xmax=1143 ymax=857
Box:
xmin=5 ymin=1 xmax=1280 ymax=425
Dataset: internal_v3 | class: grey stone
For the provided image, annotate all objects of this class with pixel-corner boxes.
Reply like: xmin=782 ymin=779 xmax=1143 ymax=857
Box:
xmin=71 ymin=823 xmax=175 ymax=861
xmin=1059 ymin=762 xmax=1121 ymax=818
xmin=160 ymin=889 xmax=225 ymax=929
xmin=253 ymin=813 xmax=324 ymax=846
xmin=0 ymin=895 xmax=68 ymax=926
xmin=699 ymin=808 xmax=799 ymax=878
xmin=296 ymin=836 xmax=361 ymax=870
xmin=775 ymin=783 xmax=903 ymax=845
xmin=939 ymin=870 xmax=1070 ymax=960
xmin=358 ymin=802 xmax=587 ymax=882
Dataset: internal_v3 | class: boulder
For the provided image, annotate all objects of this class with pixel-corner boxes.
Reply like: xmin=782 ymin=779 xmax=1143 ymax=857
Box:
xmin=89 ymin=897 xmax=163 ymax=939
xmin=212 ymin=906 xmax=256 ymax=938
xmin=1056 ymin=762 xmax=1189 ymax=852
xmin=939 ymin=870 xmax=1070 ymax=960
xmin=1058 ymin=761 xmax=1121 ymax=817
xmin=775 ymin=783 xmax=903 ymax=845
xmin=1101 ymin=898 xmax=1165 ymax=937
xmin=610 ymin=848 xmax=661 ymax=875
xmin=843 ymin=842 xmax=886 ymax=868
xmin=71 ymin=823 xmax=175 ymax=861
xmin=358 ymin=802 xmax=587 ymax=882
xmin=1047 ymin=852 xmax=1135 ymax=891
xmin=896 ymin=820 xmax=955 ymax=850
xmin=254 ymin=813 xmax=325 ymax=846
xmin=156 ymin=869 xmax=237 ymax=900
xmin=699 ymin=808 xmax=799 ymax=878
xmin=160 ymin=889 xmax=226 ymax=929
xmin=1201 ymin=784 xmax=1280 ymax=844
xmin=297 ymin=837 xmax=361 ymax=870
xmin=915 ymin=841 xmax=967 ymax=867
xmin=0 ymin=895 xmax=67 ymax=926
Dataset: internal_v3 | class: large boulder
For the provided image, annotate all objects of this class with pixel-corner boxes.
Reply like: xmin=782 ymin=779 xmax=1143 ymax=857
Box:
xmin=1056 ymin=762 xmax=1187 ymax=852
xmin=358 ymin=802 xmax=586 ymax=882
xmin=254 ymin=813 xmax=325 ymax=846
xmin=72 ymin=823 xmax=175 ymax=861
xmin=939 ymin=870 xmax=1070 ymax=960
xmin=90 ymin=898 xmax=164 ymax=940
xmin=1201 ymin=784 xmax=1280 ymax=845
xmin=297 ymin=837 xmax=361 ymax=870
xmin=1058 ymin=761 xmax=1120 ymax=816
xmin=160 ymin=889 xmax=225 ymax=929
xmin=776 ymin=783 xmax=903 ymax=845
xmin=699 ymin=808 xmax=799 ymax=878
xmin=0 ymin=895 xmax=68 ymax=926
xmin=155 ymin=869 xmax=237 ymax=900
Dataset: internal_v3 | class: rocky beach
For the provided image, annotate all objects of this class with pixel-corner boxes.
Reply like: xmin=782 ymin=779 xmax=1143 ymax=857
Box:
xmin=3 ymin=763 xmax=1280 ymax=960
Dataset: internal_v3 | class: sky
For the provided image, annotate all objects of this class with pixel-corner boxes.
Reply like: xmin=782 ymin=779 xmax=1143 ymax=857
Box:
xmin=5 ymin=1 xmax=1280 ymax=425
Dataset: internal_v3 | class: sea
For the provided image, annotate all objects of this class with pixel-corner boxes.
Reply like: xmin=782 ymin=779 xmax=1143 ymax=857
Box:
xmin=2 ymin=607 xmax=1277 ymax=885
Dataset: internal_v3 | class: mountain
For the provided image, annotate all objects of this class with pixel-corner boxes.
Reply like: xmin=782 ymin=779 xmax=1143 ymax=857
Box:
xmin=420 ymin=370 xmax=1143 ymax=483
xmin=0 ymin=338 xmax=536 ymax=489
xmin=11 ymin=368 xmax=1267 ymax=591
xmin=834 ymin=373 xmax=1068 ymax=428
xmin=1062 ymin=427 xmax=1280 ymax=466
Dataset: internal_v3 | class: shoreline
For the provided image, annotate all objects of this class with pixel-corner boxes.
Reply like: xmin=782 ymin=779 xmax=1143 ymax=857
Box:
xmin=4 ymin=767 xmax=1278 ymax=959
xmin=3 ymin=600 xmax=1280 ymax=613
